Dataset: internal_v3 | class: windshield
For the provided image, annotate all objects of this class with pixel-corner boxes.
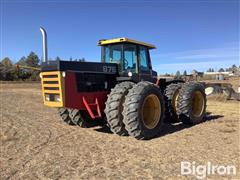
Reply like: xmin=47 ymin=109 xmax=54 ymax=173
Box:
xmin=102 ymin=44 xmax=137 ymax=72
xmin=104 ymin=44 xmax=122 ymax=63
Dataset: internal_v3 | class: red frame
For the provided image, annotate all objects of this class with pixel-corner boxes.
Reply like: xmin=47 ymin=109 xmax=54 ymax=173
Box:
xmin=64 ymin=72 xmax=108 ymax=119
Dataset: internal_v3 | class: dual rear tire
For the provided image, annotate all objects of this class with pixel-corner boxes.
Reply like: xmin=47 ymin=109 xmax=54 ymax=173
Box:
xmin=68 ymin=109 xmax=98 ymax=127
xmin=177 ymin=83 xmax=206 ymax=125
xmin=164 ymin=82 xmax=206 ymax=125
xmin=58 ymin=108 xmax=75 ymax=125
xmin=164 ymin=83 xmax=182 ymax=123
xmin=58 ymin=108 xmax=97 ymax=127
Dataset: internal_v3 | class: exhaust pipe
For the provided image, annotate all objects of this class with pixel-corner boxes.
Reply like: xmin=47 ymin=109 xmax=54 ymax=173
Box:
xmin=40 ymin=27 xmax=48 ymax=63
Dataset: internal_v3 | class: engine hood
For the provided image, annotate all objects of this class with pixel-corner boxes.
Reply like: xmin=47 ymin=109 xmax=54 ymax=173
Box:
xmin=41 ymin=60 xmax=118 ymax=75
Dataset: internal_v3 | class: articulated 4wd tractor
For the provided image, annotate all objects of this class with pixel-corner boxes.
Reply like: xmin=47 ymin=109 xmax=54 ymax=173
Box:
xmin=39 ymin=27 xmax=207 ymax=140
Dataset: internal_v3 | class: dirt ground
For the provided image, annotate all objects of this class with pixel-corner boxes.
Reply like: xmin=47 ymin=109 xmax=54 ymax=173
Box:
xmin=0 ymin=83 xmax=239 ymax=179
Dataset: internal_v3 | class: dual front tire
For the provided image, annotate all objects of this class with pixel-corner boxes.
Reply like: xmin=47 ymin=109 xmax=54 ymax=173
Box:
xmin=122 ymin=82 xmax=165 ymax=140
xmin=105 ymin=81 xmax=165 ymax=140
xmin=104 ymin=81 xmax=135 ymax=135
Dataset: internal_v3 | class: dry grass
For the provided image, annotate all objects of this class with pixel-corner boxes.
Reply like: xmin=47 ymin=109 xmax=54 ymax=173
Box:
xmin=0 ymin=83 xmax=239 ymax=179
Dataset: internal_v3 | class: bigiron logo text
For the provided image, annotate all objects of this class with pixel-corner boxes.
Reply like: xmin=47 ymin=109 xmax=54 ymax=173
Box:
xmin=180 ymin=161 xmax=236 ymax=179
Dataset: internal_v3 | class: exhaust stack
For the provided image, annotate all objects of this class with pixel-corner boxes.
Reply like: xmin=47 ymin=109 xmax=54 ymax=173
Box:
xmin=40 ymin=27 xmax=48 ymax=63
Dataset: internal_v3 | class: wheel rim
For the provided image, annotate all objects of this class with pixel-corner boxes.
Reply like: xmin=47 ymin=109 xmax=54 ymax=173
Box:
xmin=142 ymin=94 xmax=161 ymax=129
xmin=192 ymin=91 xmax=205 ymax=117
xmin=172 ymin=90 xmax=179 ymax=113
xmin=205 ymin=87 xmax=214 ymax=95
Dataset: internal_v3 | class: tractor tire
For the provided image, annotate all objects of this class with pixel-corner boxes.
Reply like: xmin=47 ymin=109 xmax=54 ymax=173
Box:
xmin=104 ymin=81 xmax=135 ymax=135
xmin=68 ymin=109 xmax=97 ymax=128
xmin=177 ymin=83 xmax=207 ymax=125
xmin=205 ymin=85 xmax=223 ymax=96
xmin=58 ymin=108 xmax=75 ymax=125
xmin=164 ymin=83 xmax=183 ymax=123
xmin=123 ymin=82 xmax=165 ymax=140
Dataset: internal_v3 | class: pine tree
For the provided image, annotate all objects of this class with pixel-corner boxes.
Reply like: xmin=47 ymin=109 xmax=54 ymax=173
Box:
xmin=17 ymin=56 xmax=27 ymax=65
xmin=55 ymin=56 xmax=61 ymax=61
xmin=0 ymin=57 xmax=17 ymax=80
xmin=1 ymin=57 xmax=12 ymax=66
xmin=79 ymin=58 xmax=86 ymax=62
xmin=26 ymin=52 xmax=40 ymax=67
xmin=218 ymin=68 xmax=225 ymax=72
xmin=183 ymin=70 xmax=187 ymax=76
xmin=175 ymin=70 xmax=181 ymax=78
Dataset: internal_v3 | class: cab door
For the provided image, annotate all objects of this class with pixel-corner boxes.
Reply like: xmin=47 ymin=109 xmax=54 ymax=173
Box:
xmin=138 ymin=46 xmax=153 ymax=82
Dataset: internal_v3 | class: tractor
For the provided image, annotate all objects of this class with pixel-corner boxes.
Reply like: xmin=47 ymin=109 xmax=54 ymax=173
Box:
xmin=39 ymin=27 xmax=207 ymax=140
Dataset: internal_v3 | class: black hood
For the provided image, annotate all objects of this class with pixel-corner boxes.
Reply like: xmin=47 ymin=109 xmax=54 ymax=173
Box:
xmin=41 ymin=60 xmax=118 ymax=75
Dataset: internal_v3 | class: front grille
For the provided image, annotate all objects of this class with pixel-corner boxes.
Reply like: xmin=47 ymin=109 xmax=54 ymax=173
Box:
xmin=40 ymin=71 xmax=64 ymax=107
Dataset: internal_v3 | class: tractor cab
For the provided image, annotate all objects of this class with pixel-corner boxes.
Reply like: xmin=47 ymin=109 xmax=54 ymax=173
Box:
xmin=98 ymin=38 xmax=158 ymax=83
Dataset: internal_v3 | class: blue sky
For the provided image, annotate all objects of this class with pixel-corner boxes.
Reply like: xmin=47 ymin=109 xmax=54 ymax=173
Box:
xmin=1 ymin=0 xmax=239 ymax=74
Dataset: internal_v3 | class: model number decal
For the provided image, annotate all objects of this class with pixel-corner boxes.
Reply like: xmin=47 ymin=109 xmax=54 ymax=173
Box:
xmin=103 ymin=66 xmax=116 ymax=73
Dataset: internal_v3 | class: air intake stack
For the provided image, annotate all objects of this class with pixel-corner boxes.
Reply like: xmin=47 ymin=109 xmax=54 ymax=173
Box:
xmin=40 ymin=27 xmax=48 ymax=63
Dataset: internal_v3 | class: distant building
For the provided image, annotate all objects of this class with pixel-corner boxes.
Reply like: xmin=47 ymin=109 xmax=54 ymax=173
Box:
xmin=204 ymin=71 xmax=233 ymax=80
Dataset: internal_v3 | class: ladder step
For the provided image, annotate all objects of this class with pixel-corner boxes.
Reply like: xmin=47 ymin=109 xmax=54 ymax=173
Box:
xmin=82 ymin=96 xmax=102 ymax=119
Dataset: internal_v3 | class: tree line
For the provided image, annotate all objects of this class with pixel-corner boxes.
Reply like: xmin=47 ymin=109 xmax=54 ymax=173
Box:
xmin=172 ymin=64 xmax=239 ymax=78
xmin=0 ymin=52 xmax=40 ymax=81
xmin=206 ymin=65 xmax=239 ymax=73
xmin=0 ymin=51 xmax=86 ymax=81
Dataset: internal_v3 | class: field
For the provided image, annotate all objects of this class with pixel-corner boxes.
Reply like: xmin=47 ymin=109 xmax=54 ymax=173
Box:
xmin=0 ymin=83 xmax=239 ymax=179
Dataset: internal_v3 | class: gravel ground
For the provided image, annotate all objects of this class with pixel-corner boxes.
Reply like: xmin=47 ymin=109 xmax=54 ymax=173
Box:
xmin=0 ymin=83 xmax=239 ymax=179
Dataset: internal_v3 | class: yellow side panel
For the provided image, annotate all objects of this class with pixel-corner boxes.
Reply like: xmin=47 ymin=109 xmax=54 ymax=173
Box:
xmin=40 ymin=71 xmax=64 ymax=108
xmin=43 ymin=84 xmax=60 ymax=88
xmin=44 ymin=101 xmax=63 ymax=107
xmin=42 ymin=78 xmax=59 ymax=81
xmin=44 ymin=90 xmax=61 ymax=94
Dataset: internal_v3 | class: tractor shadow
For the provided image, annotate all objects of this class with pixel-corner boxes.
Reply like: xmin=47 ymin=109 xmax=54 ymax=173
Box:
xmin=93 ymin=112 xmax=224 ymax=137
xmin=158 ymin=112 xmax=224 ymax=137
xmin=94 ymin=124 xmax=113 ymax=134
xmin=204 ymin=112 xmax=224 ymax=121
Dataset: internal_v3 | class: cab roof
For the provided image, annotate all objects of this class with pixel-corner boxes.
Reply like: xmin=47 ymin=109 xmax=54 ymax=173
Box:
xmin=98 ymin=37 xmax=156 ymax=49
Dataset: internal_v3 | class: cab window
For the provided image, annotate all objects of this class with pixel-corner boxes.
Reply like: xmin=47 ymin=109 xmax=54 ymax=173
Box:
xmin=139 ymin=46 xmax=149 ymax=71
xmin=123 ymin=44 xmax=137 ymax=72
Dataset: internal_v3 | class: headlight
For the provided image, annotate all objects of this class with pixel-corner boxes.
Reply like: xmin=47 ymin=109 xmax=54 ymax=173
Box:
xmin=55 ymin=95 xmax=61 ymax=102
xmin=39 ymin=73 xmax=42 ymax=78
xmin=62 ymin=72 xmax=66 ymax=77
xmin=128 ymin=71 xmax=132 ymax=77
xmin=45 ymin=94 xmax=50 ymax=101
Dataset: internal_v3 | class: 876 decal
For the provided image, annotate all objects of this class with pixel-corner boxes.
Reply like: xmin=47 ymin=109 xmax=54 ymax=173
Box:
xmin=103 ymin=66 xmax=117 ymax=73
